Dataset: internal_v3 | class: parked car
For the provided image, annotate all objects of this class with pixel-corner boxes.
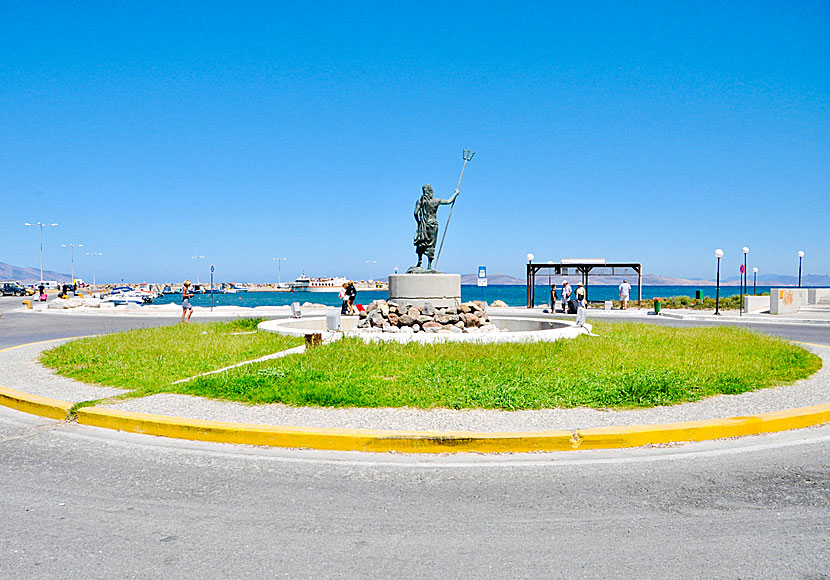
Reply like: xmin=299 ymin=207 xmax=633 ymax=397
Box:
xmin=1 ymin=281 xmax=29 ymax=296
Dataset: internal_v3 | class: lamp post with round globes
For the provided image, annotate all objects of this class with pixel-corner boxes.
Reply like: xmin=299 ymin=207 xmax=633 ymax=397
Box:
xmin=753 ymin=267 xmax=758 ymax=295
xmin=272 ymin=257 xmax=287 ymax=286
xmin=24 ymin=222 xmax=58 ymax=284
xmin=741 ymin=246 xmax=749 ymax=317
xmin=714 ymin=249 xmax=723 ymax=315
xmin=61 ymin=243 xmax=83 ymax=287
xmin=526 ymin=253 xmax=535 ymax=308
xmin=85 ymin=252 xmax=102 ymax=291
xmin=798 ymin=251 xmax=805 ymax=287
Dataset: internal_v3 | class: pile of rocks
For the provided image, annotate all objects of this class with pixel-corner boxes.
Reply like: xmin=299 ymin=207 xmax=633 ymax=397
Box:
xmin=356 ymin=299 xmax=499 ymax=334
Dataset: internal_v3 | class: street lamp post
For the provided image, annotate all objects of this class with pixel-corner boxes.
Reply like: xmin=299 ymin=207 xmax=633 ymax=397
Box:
xmin=365 ymin=260 xmax=376 ymax=283
xmin=741 ymin=246 xmax=749 ymax=317
xmin=798 ymin=251 xmax=805 ymax=287
xmin=24 ymin=222 xmax=58 ymax=283
xmin=752 ymin=267 xmax=758 ymax=295
xmin=61 ymin=243 xmax=84 ymax=287
xmin=526 ymin=253 xmax=535 ymax=308
xmin=272 ymin=257 xmax=287 ymax=286
xmin=547 ymin=260 xmax=554 ymax=307
xmin=714 ymin=249 xmax=723 ymax=315
xmin=85 ymin=252 xmax=102 ymax=291
xmin=191 ymin=256 xmax=205 ymax=286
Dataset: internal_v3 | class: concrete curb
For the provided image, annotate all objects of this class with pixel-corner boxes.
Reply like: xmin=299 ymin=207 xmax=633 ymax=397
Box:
xmin=69 ymin=404 xmax=830 ymax=453
xmin=0 ymin=385 xmax=73 ymax=421
xmin=1 ymin=388 xmax=826 ymax=453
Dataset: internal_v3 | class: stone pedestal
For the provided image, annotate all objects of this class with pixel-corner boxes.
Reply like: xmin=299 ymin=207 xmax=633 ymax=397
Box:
xmin=388 ymin=273 xmax=461 ymax=308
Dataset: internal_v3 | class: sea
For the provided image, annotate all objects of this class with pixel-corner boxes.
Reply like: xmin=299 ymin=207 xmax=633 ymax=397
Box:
xmin=151 ymin=284 xmax=773 ymax=309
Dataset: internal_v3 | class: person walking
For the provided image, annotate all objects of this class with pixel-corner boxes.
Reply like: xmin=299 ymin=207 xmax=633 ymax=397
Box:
xmin=346 ymin=280 xmax=357 ymax=315
xmin=339 ymin=283 xmax=350 ymax=315
xmin=576 ymin=283 xmax=586 ymax=307
xmin=619 ymin=279 xmax=632 ymax=310
xmin=181 ymin=280 xmax=194 ymax=323
xmin=561 ymin=281 xmax=572 ymax=313
xmin=550 ymin=284 xmax=557 ymax=310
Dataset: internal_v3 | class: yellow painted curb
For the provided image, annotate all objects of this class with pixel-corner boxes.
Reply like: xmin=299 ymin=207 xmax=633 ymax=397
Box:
xmin=76 ymin=404 xmax=830 ymax=454
xmin=0 ymin=385 xmax=73 ymax=421
xmin=76 ymin=407 xmax=577 ymax=453
xmin=575 ymin=404 xmax=830 ymax=449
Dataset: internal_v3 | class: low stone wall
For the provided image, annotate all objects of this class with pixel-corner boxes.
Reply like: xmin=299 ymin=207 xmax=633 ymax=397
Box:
xmin=770 ymin=288 xmax=809 ymax=315
xmin=743 ymin=295 xmax=769 ymax=313
xmin=808 ymin=288 xmax=830 ymax=305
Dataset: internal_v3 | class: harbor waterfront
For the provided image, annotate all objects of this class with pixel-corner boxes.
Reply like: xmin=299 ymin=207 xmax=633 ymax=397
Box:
xmin=149 ymin=284 xmax=776 ymax=309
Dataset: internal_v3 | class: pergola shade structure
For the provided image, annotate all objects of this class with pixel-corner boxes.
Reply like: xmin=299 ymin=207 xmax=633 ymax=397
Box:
xmin=526 ymin=260 xmax=642 ymax=308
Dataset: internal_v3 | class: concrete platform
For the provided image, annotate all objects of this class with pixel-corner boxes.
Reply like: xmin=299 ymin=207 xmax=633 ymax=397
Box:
xmin=388 ymin=273 xmax=461 ymax=308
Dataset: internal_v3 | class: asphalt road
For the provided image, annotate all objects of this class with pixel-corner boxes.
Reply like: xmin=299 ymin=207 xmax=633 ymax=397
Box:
xmin=1 ymin=297 xmax=828 ymax=578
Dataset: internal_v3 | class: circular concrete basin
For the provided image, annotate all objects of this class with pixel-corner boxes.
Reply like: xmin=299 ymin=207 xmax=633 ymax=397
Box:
xmin=259 ymin=313 xmax=589 ymax=343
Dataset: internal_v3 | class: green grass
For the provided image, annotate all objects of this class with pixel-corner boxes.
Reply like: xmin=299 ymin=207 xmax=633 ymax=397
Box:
xmin=41 ymin=320 xmax=821 ymax=410
xmin=178 ymin=322 xmax=820 ymax=410
xmin=40 ymin=318 xmax=304 ymax=392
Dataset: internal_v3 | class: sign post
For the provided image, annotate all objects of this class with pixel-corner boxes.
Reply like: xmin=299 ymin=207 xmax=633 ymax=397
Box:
xmin=210 ymin=264 xmax=215 ymax=312
xmin=739 ymin=264 xmax=745 ymax=317
xmin=477 ymin=265 xmax=487 ymax=302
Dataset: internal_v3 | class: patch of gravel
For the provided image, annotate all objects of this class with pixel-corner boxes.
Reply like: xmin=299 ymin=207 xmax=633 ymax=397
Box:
xmin=1 ymin=341 xmax=827 ymax=432
xmin=0 ymin=341 xmax=128 ymax=402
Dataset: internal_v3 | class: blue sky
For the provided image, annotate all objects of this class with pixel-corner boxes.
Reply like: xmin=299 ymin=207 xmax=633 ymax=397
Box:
xmin=2 ymin=2 xmax=828 ymax=283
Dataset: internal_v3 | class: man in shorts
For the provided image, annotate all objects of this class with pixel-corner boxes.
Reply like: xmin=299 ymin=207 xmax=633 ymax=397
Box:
xmin=561 ymin=281 xmax=571 ymax=313
xmin=619 ymin=279 xmax=631 ymax=310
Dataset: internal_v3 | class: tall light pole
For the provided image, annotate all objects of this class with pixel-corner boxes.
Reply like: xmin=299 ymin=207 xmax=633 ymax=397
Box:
xmin=365 ymin=260 xmax=376 ymax=283
xmin=272 ymin=257 xmax=287 ymax=286
xmin=547 ymin=260 xmax=554 ymax=307
xmin=752 ymin=267 xmax=758 ymax=295
xmin=85 ymin=252 xmax=102 ymax=291
xmin=798 ymin=251 xmax=805 ymax=287
xmin=526 ymin=253 xmax=535 ymax=308
xmin=714 ymin=249 xmax=723 ymax=316
xmin=741 ymin=246 xmax=749 ymax=317
xmin=24 ymin=222 xmax=58 ymax=283
xmin=61 ymin=243 xmax=84 ymax=286
xmin=191 ymin=255 xmax=205 ymax=286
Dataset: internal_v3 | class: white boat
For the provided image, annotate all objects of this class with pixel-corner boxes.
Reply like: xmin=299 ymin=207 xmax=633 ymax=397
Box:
xmin=104 ymin=286 xmax=147 ymax=306
xmin=288 ymin=275 xmax=349 ymax=292
xmin=136 ymin=284 xmax=159 ymax=301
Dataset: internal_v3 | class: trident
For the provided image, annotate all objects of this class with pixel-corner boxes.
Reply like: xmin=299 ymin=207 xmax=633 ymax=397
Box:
xmin=434 ymin=148 xmax=475 ymax=269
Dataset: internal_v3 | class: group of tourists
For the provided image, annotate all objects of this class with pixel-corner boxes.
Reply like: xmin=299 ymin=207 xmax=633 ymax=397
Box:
xmin=549 ymin=280 xmax=586 ymax=314
xmin=549 ymin=279 xmax=633 ymax=312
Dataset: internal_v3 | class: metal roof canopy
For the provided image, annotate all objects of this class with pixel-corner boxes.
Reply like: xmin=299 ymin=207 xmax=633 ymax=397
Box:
xmin=526 ymin=260 xmax=642 ymax=308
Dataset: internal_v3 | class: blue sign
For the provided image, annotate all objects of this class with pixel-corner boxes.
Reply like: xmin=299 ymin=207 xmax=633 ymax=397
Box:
xmin=210 ymin=264 xmax=215 ymax=273
xmin=477 ymin=265 xmax=487 ymax=287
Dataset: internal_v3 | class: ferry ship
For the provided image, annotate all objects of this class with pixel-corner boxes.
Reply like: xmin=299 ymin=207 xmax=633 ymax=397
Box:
xmin=288 ymin=275 xmax=349 ymax=292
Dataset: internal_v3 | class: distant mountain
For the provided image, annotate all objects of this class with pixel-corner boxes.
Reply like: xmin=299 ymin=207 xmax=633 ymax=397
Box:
xmin=460 ymin=273 xmax=525 ymax=285
xmin=460 ymin=271 xmax=830 ymax=287
xmin=0 ymin=261 xmax=71 ymax=284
